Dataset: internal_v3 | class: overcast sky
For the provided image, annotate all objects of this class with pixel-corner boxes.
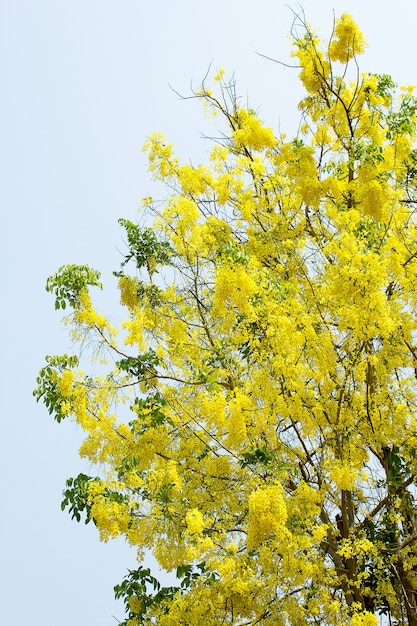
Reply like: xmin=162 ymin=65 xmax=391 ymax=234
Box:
xmin=2 ymin=1 xmax=417 ymax=624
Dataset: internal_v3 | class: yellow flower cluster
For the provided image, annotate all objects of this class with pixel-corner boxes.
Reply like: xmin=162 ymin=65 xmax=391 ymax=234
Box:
xmin=213 ymin=67 xmax=225 ymax=82
xmin=60 ymin=401 xmax=72 ymax=416
xmin=338 ymin=537 xmax=376 ymax=559
xmin=39 ymin=12 xmax=417 ymax=623
xmin=196 ymin=216 xmax=232 ymax=253
xmin=143 ymin=132 xmax=178 ymax=180
xmin=122 ymin=308 xmax=146 ymax=349
xmin=119 ymin=275 xmax=139 ymax=310
xmin=226 ymin=389 xmax=252 ymax=447
xmin=329 ymin=13 xmax=367 ymax=62
xmin=247 ymin=484 xmax=288 ymax=548
xmin=350 ymin=611 xmax=378 ymax=626
xmin=213 ymin=264 xmax=258 ymax=329
xmin=185 ymin=507 xmax=205 ymax=535
xmin=58 ymin=369 xmax=75 ymax=397
xmin=128 ymin=596 xmax=142 ymax=614
xmin=354 ymin=162 xmax=392 ymax=220
xmin=89 ymin=494 xmax=130 ymax=542
xmin=292 ymin=33 xmax=330 ymax=94
xmin=233 ymin=108 xmax=275 ymax=151
xmin=330 ymin=463 xmax=357 ymax=491
xmin=177 ymin=164 xmax=212 ymax=196
xmin=74 ymin=289 xmax=116 ymax=334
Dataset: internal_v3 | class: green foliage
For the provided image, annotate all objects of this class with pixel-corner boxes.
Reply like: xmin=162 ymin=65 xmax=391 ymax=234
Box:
xmin=61 ymin=473 xmax=95 ymax=523
xmin=62 ymin=475 xmax=129 ymax=524
xmin=176 ymin=562 xmax=219 ymax=589
xmin=117 ymin=219 xmax=173 ymax=275
xmin=386 ymin=95 xmax=417 ymax=140
xmin=216 ymin=241 xmax=250 ymax=265
xmin=116 ymin=455 xmax=142 ymax=479
xmin=114 ymin=567 xmax=179 ymax=624
xmin=114 ymin=562 xmax=219 ymax=625
xmin=136 ymin=281 xmax=163 ymax=308
xmin=385 ymin=445 xmax=411 ymax=488
xmin=45 ymin=264 xmax=102 ymax=310
xmin=131 ymin=392 xmax=174 ymax=431
xmin=372 ymin=73 xmax=396 ymax=100
xmin=33 ymin=354 xmax=78 ymax=423
xmin=349 ymin=140 xmax=385 ymax=166
xmin=354 ymin=218 xmax=386 ymax=252
xmin=116 ymin=349 xmax=161 ymax=380
xmin=239 ymin=446 xmax=275 ymax=468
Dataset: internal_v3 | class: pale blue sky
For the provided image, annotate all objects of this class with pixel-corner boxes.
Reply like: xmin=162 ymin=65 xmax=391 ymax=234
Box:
xmin=1 ymin=1 xmax=417 ymax=624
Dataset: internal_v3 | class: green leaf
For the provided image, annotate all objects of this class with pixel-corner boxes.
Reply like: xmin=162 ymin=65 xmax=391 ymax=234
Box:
xmin=118 ymin=219 xmax=174 ymax=274
xmin=46 ymin=264 xmax=102 ymax=310
xmin=239 ymin=446 xmax=275 ymax=468
xmin=61 ymin=473 xmax=95 ymax=524
xmin=116 ymin=350 xmax=161 ymax=379
xmin=33 ymin=354 xmax=79 ymax=423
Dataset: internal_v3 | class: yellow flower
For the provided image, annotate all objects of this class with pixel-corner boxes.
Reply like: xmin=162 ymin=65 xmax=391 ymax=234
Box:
xmin=350 ymin=611 xmax=378 ymax=626
xmin=128 ymin=596 xmax=142 ymax=614
xmin=60 ymin=401 xmax=72 ymax=415
xmin=247 ymin=485 xmax=288 ymax=548
xmin=185 ymin=508 xmax=205 ymax=535
xmin=330 ymin=463 xmax=357 ymax=490
xmin=233 ymin=108 xmax=275 ymax=151
xmin=214 ymin=68 xmax=225 ymax=82
xmin=58 ymin=369 xmax=75 ymax=397
xmin=119 ymin=276 xmax=139 ymax=309
xmin=329 ymin=13 xmax=367 ymax=62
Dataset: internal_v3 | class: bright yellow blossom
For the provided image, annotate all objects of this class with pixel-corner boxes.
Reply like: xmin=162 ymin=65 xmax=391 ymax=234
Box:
xmin=36 ymin=11 xmax=417 ymax=626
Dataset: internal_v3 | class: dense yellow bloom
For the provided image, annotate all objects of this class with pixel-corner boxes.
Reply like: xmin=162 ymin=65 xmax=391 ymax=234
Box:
xmin=58 ymin=369 xmax=75 ymax=397
xmin=247 ymin=485 xmax=288 ymax=548
xmin=74 ymin=289 xmax=117 ymax=336
xmin=213 ymin=264 xmax=258 ymax=328
xmin=329 ymin=13 xmax=367 ymax=62
xmin=37 ymin=12 xmax=417 ymax=626
xmin=292 ymin=30 xmax=331 ymax=94
xmin=128 ymin=596 xmax=142 ymax=614
xmin=60 ymin=400 xmax=72 ymax=415
xmin=119 ymin=275 xmax=140 ymax=310
xmin=233 ymin=108 xmax=275 ymax=151
xmin=185 ymin=508 xmax=205 ymax=535
xmin=330 ymin=463 xmax=357 ymax=491
xmin=350 ymin=612 xmax=378 ymax=626
xmin=90 ymin=495 xmax=130 ymax=541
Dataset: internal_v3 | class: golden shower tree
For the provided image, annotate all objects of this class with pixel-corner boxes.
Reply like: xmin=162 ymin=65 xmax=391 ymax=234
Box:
xmin=35 ymin=13 xmax=417 ymax=626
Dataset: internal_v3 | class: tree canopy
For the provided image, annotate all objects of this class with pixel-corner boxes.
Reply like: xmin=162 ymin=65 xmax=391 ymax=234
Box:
xmin=35 ymin=12 xmax=417 ymax=626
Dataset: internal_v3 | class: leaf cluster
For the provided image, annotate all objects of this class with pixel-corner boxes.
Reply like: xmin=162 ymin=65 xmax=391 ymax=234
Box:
xmin=33 ymin=354 xmax=78 ymax=423
xmin=117 ymin=219 xmax=174 ymax=276
xmin=46 ymin=265 xmax=102 ymax=310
